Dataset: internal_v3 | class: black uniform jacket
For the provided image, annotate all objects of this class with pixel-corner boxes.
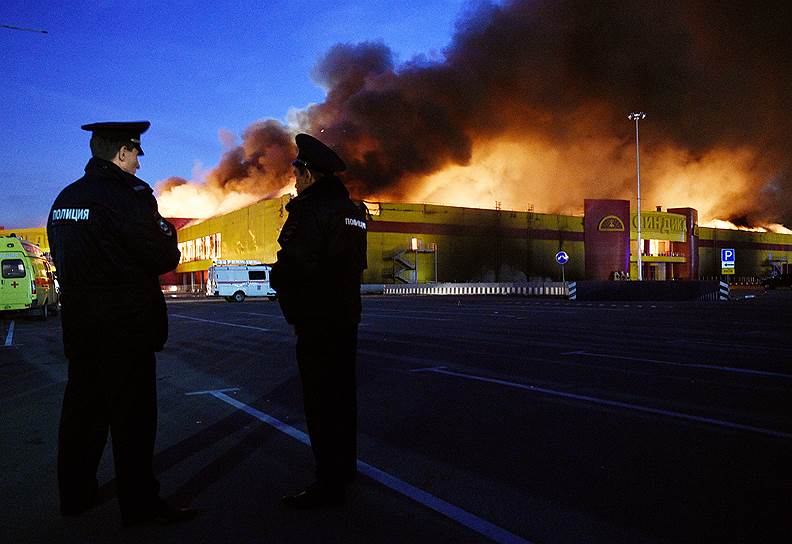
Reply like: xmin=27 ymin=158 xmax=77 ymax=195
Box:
xmin=270 ymin=175 xmax=367 ymax=325
xmin=47 ymin=158 xmax=181 ymax=358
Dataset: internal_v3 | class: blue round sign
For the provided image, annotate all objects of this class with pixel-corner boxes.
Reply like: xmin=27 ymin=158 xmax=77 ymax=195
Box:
xmin=555 ymin=251 xmax=569 ymax=265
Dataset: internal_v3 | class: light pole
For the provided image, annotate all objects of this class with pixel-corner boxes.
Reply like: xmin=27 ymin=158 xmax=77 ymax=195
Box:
xmin=1 ymin=24 xmax=48 ymax=34
xmin=628 ymin=111 xmax=646 ymax=280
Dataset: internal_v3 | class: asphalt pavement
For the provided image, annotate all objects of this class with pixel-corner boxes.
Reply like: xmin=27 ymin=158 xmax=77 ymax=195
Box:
xmin=1 ymin=290 xmax=791 ymax=543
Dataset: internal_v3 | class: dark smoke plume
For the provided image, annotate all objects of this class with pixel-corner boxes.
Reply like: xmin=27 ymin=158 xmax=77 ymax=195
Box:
xmin=159 ymin=120 xmax=294 ymax=197
xmin=160 ymin=0 xmax=792 ymax=227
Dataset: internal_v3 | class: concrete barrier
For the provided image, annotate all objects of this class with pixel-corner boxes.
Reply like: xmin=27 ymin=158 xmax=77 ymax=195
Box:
xmin=567 ymin=280 xmax=728 ymax=301
xmin=719 ymin=281 xmax=730 ymax=300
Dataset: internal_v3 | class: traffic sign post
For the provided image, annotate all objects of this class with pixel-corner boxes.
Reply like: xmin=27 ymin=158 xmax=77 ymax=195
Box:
xmin=555 ymin=251 xmax=569 ymax=283
xmin=721 ymin=248 xmax=735 ymax=278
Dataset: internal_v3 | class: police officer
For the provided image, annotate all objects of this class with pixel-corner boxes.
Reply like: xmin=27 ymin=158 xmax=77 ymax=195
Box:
xmin=47 ymin=121 xmax=196 ymax=525
xmin=271 ymin=133 xmax=367 ymax=508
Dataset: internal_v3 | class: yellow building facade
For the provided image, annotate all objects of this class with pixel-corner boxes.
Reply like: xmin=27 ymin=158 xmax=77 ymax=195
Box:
xmin=5 ymin=199 xmax=791 ymax=285
xmin=698 ymin=227 xmax=792 ymax=278
xmin=0 ymin=228 xmax=49 ymax=253
xmin=173 ymin=198 xmax=587 ymax=288
xmin=172 ymin=197 xmax=792 ymax=286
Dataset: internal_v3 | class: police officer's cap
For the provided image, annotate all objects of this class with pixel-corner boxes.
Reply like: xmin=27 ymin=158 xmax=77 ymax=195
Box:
xmin=81 ymin=121 xmax=150 ymax=156
xmin=293 ymin=133 xmax=346 ymax=174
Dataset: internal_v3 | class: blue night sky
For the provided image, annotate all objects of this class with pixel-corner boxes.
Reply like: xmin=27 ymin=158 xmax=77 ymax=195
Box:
xmin=1 ymin=0 xmax=474 ymax=227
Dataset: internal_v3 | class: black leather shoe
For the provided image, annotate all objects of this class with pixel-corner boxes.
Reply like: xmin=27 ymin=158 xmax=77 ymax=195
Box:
xmin=122 ymin=499 xmax=201 ymax=526
xmin=61 ymin=488 xmax=98 ymax=516
xmin=61 ymin=502 xmax=95 ymax=517
xmin=281 ymin=482 xmax=345 ymax=509
xmin=60 ymin=496 xmax=97 ymax=517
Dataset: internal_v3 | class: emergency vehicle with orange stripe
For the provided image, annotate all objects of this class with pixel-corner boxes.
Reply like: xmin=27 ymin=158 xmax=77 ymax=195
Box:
xmin=0 ymin=235 xmax=60 ymax=319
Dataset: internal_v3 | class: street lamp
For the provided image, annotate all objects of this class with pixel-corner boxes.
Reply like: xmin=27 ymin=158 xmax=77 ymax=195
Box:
xmin=628 ymin=111 xmax=646 ymax=280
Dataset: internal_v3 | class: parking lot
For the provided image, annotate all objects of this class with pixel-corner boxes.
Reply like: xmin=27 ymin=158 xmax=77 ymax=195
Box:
xmin=2 ymin=291 xmax=791 ymax=543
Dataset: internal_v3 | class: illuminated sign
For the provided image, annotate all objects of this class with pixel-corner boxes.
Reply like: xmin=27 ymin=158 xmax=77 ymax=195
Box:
xmin=631 ymin=212 xmax=687 ymax=241
xmin=721 ymin=249 xmax=735 ymax=274
xmin=598 ymin=215 xmax=625 ymax=232
xmin=178 ymin=233 xmax=222 ymax=263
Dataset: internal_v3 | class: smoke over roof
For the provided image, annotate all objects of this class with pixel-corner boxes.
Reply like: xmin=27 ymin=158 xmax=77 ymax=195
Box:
xmin=157 ymin=0 xmax=792 ymax=229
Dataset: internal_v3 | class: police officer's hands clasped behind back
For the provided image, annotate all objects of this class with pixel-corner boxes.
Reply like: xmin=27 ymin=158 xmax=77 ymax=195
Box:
xmin=47 ymin=121 xmax=199 ymax=526
xmin=271 ymin=133 xmax=367 ymax=508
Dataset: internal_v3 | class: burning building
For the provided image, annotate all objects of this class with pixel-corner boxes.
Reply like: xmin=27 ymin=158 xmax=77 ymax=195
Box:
xmin=168 ymin=197 xmax=792 ymax=292
xmin=155 ymin=0 xmax=792 ymax=289
xmin=5 ymin=198 xmax=792 ymax=291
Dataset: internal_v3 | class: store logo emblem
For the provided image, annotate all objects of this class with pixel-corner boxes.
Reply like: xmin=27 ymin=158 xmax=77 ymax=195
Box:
xmin=598 ymin=215 xmax=625 ymax=232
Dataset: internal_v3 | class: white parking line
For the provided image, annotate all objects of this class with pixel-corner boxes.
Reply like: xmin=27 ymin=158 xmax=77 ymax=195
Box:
xmin=188 ymin=388 xmax=533 ymax=544
xmin=363 ymin=312 xmax=453 ymax=322
xmin=562 ymin=351 xmax=792 ymax=380
xmin=4 ymin=320 xmax=14 ymax=347
xmin=237 ymin=312 xmax=283 ymax=318
xmin=170 ymin=314 xmax=272 ymax=331
xmin=410 ymin=367 xmax=792 ymax=440
xmin=667 ymin=338 xmax=792 ymax=353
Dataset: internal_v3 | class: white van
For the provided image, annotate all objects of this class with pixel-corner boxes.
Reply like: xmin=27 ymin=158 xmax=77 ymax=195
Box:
xmin=206 ymin=260 xmax=277 ymax=302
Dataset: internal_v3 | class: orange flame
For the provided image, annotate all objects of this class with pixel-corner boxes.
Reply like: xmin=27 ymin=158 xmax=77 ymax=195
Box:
xmin=158 ymin=135 xmax=790 ymax=236
xmin=701 ymin=219 xmax=792 ymax=235
xmin=156 ymin=182 xmax=295 ymax=219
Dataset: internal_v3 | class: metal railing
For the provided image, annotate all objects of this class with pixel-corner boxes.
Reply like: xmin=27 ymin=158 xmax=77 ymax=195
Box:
xmin=378 ymin=282 xmax=568 ymax=297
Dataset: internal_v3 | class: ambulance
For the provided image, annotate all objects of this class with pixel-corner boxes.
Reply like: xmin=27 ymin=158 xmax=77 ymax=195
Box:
xmin=0 ymin=235 xmax=60 ymax=319
xmin=206 ymin=260 xmax=277 ymax=302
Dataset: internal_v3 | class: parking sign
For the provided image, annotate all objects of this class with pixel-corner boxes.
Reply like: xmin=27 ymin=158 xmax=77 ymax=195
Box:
xmin=721 ymin=248 xmax=735 ymax=269
xmin=721 ymin=248 xmax=735 ymax=275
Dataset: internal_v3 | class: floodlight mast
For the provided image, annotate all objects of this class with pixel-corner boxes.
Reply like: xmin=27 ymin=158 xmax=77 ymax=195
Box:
xmin=628 ymin=111 xmax=646 ymax=280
